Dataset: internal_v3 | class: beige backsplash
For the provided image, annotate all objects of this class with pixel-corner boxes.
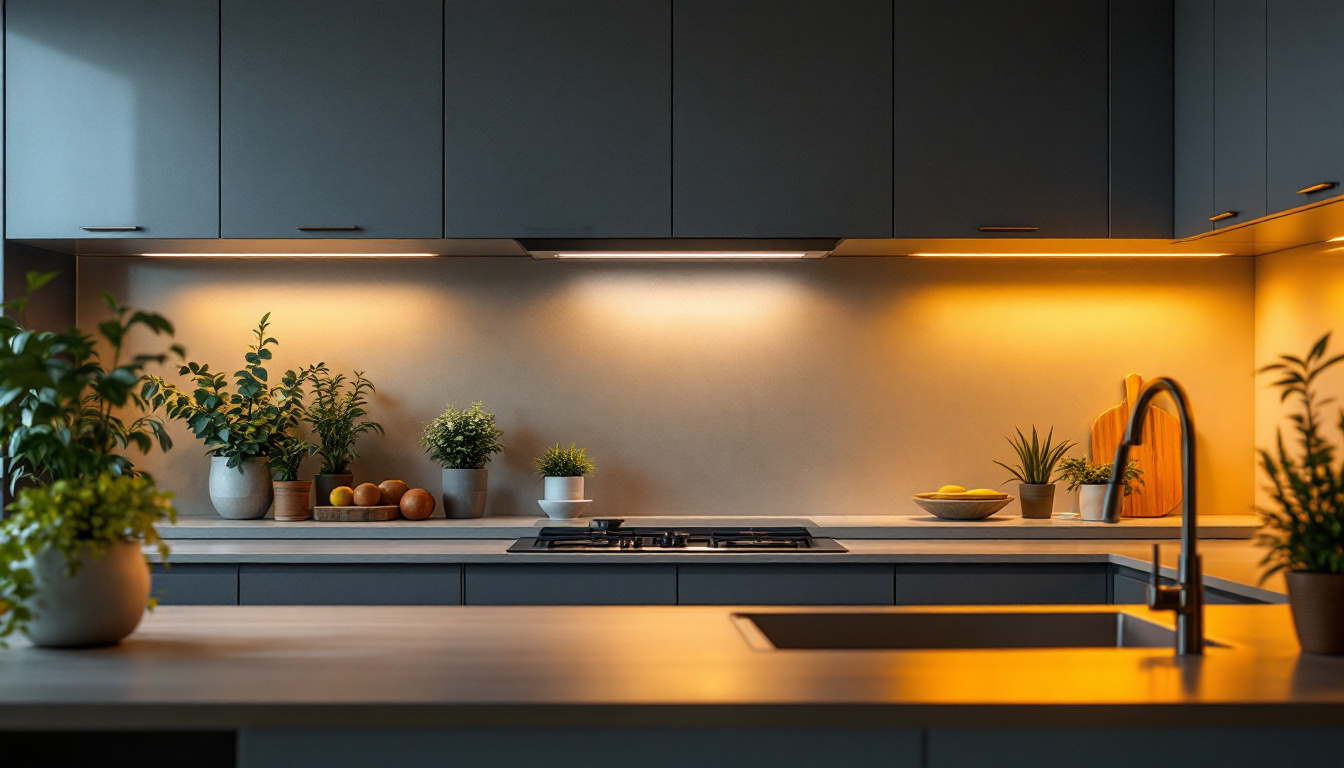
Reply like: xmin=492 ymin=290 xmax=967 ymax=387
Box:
xmin=76 ymin=254 xmax=1255 ymax=518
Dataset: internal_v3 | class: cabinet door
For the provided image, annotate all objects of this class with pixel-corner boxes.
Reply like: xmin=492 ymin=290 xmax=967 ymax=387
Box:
xmin=1175 ymin=0 xmax=1216 ymax=238
xmin=464 ymin=565 xmax=676 ymax=605
xmin=5 ymin=0 xmax=219 ymax=239
xmin=239 ymin=565 xmax=463 ymax=605
xmin=445 ymin=0 xmax=670 ymax=238
xmin=1266 ymin=0 xmax=1344 ymax=214
xmin=894 ymin=0 xmax=1110 ymax=238
xmin=677 ymin=565 xmax=895 ymax=606
xmin=152 ymin=565 xmax=239 ymax=606
xmin=1213 ymin=0 xmax=1267 ymax=228
xmin=895 ymin=565 xmax=1108 ymax=605
xmin=221 ymin=0 xmax=442 ymax=238
xmin=672 ymin=0 xmax=892 ymax=237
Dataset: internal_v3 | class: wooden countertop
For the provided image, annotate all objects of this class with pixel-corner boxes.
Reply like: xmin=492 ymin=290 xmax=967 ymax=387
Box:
xmin=1 ymin=603 xmax=1340 ymax=730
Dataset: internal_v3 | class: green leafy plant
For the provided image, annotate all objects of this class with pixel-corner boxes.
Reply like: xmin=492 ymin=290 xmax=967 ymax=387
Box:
xmin=421 ymin=401 xmax=504 ymax=470
xmin=0 ymin=473 xmax=175 ymax=640
xmin=144 ymin=313 xmax=316 ymax=470
xmin=533 ymin=443 xmax=596 ymax=478
xmin=270 ymin=435 xmax=317 ymax=482
xmin=1058 ymin=457 xmax=1144 ymax=495
xmin=303 ymin=366 xmax=383 ymax=475
xmin=1257 ymin=332 xmax=1344 ymax=577
xmin=994 ymin=426 xmax=1075 ymax=485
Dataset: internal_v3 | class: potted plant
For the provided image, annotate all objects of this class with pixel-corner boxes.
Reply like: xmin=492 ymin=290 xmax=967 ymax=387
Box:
xmin=0 ymin=274 xmax=178 ymax=647
xmin=421 ymin=401 xmax=503 ymax=519
xmin=1258 ymin=332 xmax=1344 ymax=655
xmin=1058 ymin=457 xmax=1144 ymax=521
xmin=994 ymin=426 xmax=1075 ymax=519
xmin=303 ymin=366 xmax=383 ymax=507
xmin=533 ymin=443 xmax=596 ymax=520
xmin=145 ymin=313 xmax=315 ymax=519
xmin=271 ymin=435 xmax=317 ymax=522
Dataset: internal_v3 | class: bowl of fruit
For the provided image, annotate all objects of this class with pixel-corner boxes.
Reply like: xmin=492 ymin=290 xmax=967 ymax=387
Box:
xmin=913 ymin=485 xmax=1013 ymax=520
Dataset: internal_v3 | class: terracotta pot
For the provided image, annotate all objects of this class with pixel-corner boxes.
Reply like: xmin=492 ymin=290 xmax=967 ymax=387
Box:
xmin=314 ymin=473 xmax=354 ymax=507
xmin=273 ymin=480 xmax=314 ymax=522
xmin=1286 ymin=571 xmax=1344 ymax=655
xmin=25 ymin=541 xmax=150 ymax=648
xmin=1018 ymin=483 xmax=1056 ymax=519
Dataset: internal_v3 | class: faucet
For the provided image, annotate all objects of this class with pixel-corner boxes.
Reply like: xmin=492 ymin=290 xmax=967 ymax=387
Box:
xmin=1101 ymin=376 xmax=1203 ymax=656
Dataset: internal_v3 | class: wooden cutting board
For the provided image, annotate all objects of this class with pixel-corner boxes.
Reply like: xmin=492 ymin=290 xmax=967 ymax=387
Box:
xmin=313 ymin=505 xmax=400 ymax=522
xmin=1090 ymin=373 xmax=1183 ymax=518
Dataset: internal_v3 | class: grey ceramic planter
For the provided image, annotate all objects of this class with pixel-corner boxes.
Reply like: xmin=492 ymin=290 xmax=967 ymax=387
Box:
xmin=25 ymin=541 xmax=150 ymax=648
xmin=209 ymin=455 xmax=273 ymax=519
xmin=314 ymin=473 xmax=354 ymax=508
xmin=1018 ymin=483 xmax=1056 ymax=519
xmin=442 ymin=468 xmax=488 ymax=519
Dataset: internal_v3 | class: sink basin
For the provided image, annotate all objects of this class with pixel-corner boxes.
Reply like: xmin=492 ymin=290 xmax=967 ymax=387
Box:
xmin=732 ymin=611 xmax=1198 ymax=650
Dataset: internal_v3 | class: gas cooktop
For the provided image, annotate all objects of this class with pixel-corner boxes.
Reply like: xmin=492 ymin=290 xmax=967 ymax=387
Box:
xmin=507 ymin=519 xmax=847 ymax=553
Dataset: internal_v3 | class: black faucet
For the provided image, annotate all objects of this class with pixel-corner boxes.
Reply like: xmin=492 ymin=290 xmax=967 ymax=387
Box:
xmin=1101 ymin=376 xmax=1203 ymax=656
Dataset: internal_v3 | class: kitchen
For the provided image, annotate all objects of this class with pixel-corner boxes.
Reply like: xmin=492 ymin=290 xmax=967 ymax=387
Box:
xmin=2 ymin=1 xmax=1344 ymax=767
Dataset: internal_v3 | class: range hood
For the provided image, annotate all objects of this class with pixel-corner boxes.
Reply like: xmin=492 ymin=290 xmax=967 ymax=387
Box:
xmin=519 ymin=238 xmax=838 ymax=260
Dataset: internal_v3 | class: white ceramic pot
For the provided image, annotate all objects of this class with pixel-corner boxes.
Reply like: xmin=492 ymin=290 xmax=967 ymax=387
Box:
xmin=209 ymin=455 xmax=273 ymax=519
xmin=1079 ymin=484 xmax=1108 ymax=521
xmin=544 ymin=476 xmax=585 ymax=501
xmin=442 ymin=468 xmax=488 ymax=519
xmin=24 ymin=540 xmax=150 ymax=648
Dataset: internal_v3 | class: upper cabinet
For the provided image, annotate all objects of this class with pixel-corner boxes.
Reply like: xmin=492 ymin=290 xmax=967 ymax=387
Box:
xmin=221 ymin=0 xmax=443 ymax=238
xmin=445 ymin=0 xmax=671 ymax=239
xmin=894 ymin=0 xmax=1111 ymax=238
xmin=5 ymin=0 xmax=219 ymax=239
xmin=1266 ymin=0 xmax=1344 ymax=215
xmin=672 ymin=0 xmax=893 ymax=238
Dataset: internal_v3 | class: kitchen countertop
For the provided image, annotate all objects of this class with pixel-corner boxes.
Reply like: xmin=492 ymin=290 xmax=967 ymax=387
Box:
xmin=152 ymin=539 xmax=1287 ymax=603
xmin=0 ymin=603 xmax=1337 ymax=730
xmin=160 ymin=514 xmax=1262 ymax=540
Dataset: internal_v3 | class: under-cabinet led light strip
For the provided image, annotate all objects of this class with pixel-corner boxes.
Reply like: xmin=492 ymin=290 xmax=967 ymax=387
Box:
xmin=136 ymin=253 xmax=439 ymax=258
xmin=908 ymin=252 xmax=1233 ymax=258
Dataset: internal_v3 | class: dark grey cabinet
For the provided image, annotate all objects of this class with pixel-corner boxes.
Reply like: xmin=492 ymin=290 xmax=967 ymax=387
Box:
xmin=894 ymin=0 xmax=1110 ymax=238
xmin=152 ymin=565 xmax=239 ymax=606
xmin=239 ymin=565 xmax=462 ymax=605
xmin=1214 ymin=0 xmax=1267 ymax=228
xmin=1112 ymin=567 xmax=1264 ymax=605
xmin=464 ymin=565 xmax=677 ymax=605
xmin=5 ymin=0 xmax=219 ymax=239
xmin=1266 ymin=0 xmax=1344 ymax=215
xmin=221 ymin=0 xmax=443 ymax=238
xmin=677 ymin=565 xmax=895 ymax=606
xmin=672 ymin=0 xmax=892 ymax=237
xmin=445 ymin=0 xmax=670 ymax=238
xmin=1175 ymin=0 xmax=1216 ymax=238
xmin=1108 ymin=0 xmax=1175 ymax=239
xmin=895 ymin=565 xmax=1109 ymax=606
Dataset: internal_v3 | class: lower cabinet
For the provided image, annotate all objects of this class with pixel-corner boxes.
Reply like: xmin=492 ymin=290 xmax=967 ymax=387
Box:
xmin=1111 ymin=566 xmax=1265 ymax=605
xmin=894 ymin=565 xmax=1108 ymax=606
xmin=464 ymin=565 xmax=677 ymax=605
xmin=152 ymin=564 xmax=239 ymax=606
xmin=677 ymin=564 xmax=895 ymax=605
xmin=239 ymin=565 xmax=463 ymax=606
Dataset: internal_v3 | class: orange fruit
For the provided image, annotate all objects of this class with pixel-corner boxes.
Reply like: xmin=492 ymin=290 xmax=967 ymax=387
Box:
xmin=353 ymin=482 xmax=381 ymax=506
xmin=399 ymin=488 xmax=435 ymax=520
xmin=329 ymin=486 xmax=355 ymax=506
xmin=378 ymin=479 xmax=409 ymax=506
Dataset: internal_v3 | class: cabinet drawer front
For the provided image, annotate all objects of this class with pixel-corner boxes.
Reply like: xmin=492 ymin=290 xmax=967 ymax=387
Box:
xmin=152 ymin=565 xmax=239 ymax=606
xmin=239 ymin=565 xmax=462 ymax=605
xmin=465 ymin=565 xmax=676 ymax=605
xmin=895 ymin=565 xmax=1108 ymax=605
xmin=678 ymin=565 xmax=895 ymax=606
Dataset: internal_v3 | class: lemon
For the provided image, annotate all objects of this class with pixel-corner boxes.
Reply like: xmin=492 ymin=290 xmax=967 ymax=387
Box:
xmin=965 ymin=488 xmax=1000 ymax=496
xmin=937 ymin=484 xmax=967 ymax=494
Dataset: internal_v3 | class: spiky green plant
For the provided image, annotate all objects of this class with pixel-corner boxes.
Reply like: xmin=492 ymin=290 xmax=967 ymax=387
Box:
xmin=421 ymin=401 xmax=504 ymax=470
xmin=1257 ymin=332 xmax=1344 ymax=577
xmin=303 ymin=366 xmax=383 ymax=475
xmin=994 ymin=426 xmax=1075 ymax=485
xmin=533 ymin=443 xmax=596 ymax=478
xmin=270 ymin=435 xmax=317 ymax=482
xmin=1058 ymin=457 xmax=1144 ymax=495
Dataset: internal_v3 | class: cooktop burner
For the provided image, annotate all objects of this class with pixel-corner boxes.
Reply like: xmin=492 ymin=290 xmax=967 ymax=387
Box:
xmin=507 ymin=519 xmax=847 ymax=553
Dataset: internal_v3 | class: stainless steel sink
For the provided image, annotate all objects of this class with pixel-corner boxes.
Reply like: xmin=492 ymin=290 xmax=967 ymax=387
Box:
xmin=732 ymin=611 xmax=1212 ymax=651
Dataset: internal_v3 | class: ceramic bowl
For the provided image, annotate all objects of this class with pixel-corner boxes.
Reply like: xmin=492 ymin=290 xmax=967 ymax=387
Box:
xmin=912 ymin=496 xmax=1013 ymax=521
xmin=538 ymin=499 xmax=593 ymax=520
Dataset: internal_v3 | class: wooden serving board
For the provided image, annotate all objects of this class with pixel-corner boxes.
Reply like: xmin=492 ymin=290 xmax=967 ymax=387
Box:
xmin=313 ymin=505 xmax=400 ymax=522
xmin=1090 ymin=373 xmax=1183 ymax=518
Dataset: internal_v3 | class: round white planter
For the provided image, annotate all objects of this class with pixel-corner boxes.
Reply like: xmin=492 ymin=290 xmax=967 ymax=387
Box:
xmin=1079 ymin=484 xmax=1108 ymax=521
xmin=24 ymin=540 xmax=150 ymax=648
xmin=544 ymin=476 xmax=585 ymax=501
xmin=209 ymin=455 xmax=273 ymax=519
xmin=442 ymin=468 xmax=488 ymax=519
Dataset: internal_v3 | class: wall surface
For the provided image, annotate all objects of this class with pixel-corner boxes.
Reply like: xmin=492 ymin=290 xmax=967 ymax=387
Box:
xmin=1255 ymin=241 xmax=1344 ymax=509
xmin=76 ymin=255 xmax=1256 ymax=518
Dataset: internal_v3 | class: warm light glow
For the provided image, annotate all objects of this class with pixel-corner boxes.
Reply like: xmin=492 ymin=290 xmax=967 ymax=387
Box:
xmin=545 ymin=252 xmax=817 ymax=260
xmin=1329 ymin=237 xmax=1344 ymax=242
xmin=136 ymin=253 xmax=440 ymax=258
xmin=909 ymin=252 xmax=1233 ymax=258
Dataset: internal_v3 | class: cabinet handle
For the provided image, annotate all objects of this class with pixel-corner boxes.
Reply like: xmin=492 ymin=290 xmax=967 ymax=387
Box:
xmin=1297 ymin=182 xmax=1338 ymax=195
xmin=296 ymin=226 xmax=361 ymax=232
xmin=977 ymin=226 xmax=1038 ymax=232
xmin=1208 ymin=211 xmax=1238 ymax=222
xmin=80 ymin=226 xmax=141 ymax=232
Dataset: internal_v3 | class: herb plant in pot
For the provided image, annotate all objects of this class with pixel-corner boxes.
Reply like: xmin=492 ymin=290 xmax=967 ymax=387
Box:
xmin=271 ymin=436 xmax=317 ymax=522
xmin=0 ymin=275 xmax=178 ymax=648
xmin=994 ymin=426 xmax=1074 ymax=519
xmin=1058 ymin=457 xmax=1143 ymax=521
xmin=1258 ymin=333 xmax=1344 ymax=655
xmin=533 ymin=443 xmax=596 ymax=520
xmin=304 ymin=366 xmax=383 ymax=507
xmin=145 ymin=314 xmax=315 ymax=520
xmin=421 ymin=402 xmax=503 ymax=519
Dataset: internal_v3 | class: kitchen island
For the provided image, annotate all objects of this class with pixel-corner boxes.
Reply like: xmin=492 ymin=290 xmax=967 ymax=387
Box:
xmin=1 ymin=603 xmax=1342 ymax=768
